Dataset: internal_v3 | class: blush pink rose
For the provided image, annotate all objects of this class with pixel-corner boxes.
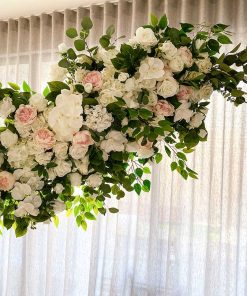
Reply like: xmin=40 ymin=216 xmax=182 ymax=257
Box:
xmin=72 ymin=130 xmax=94 ymax=148
xmin=33 ymin=128 xmax=56 ymax=150
xmin=154 ymin=100 xmax=175 ymax=117
xmin=15 ymin=105 xmax=37 ymax=125
xmin=177 ymin=85 xmax=194 ymax=102
xmin=83 ymin=71 xmax=103 ymax=91
xmin=0 ymin=171 xmax=15 ymax=191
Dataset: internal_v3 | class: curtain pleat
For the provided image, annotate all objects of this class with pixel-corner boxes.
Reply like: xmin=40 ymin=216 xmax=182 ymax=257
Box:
xmin=0 ymin=1 xmax=246 ymax=295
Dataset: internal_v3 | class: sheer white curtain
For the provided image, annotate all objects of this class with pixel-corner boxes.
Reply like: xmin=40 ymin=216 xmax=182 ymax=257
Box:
xmin=0 ymin=0 xmax=247 ymax=295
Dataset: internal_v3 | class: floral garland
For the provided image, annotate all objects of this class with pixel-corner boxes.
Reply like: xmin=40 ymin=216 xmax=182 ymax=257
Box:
xmin=0 ymin=15 xmax=246 ymax=236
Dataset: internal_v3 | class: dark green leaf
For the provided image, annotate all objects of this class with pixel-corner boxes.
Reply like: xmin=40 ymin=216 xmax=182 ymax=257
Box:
xmin=81 ymin=16 xmax=93 ymax=30
xmin=66 ymin=28 xmax=78 ymax=38
xmin=74 ymin=39 xmax=85 ymax=51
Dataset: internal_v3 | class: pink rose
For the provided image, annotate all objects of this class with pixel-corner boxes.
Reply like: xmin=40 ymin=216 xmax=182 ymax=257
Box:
xmin=154 ymin=100 xmax=175 ymax=116
xmin=33 ymin=128 xmax=56 ymax=150
xmin=83 ymin=71 xmax=103 ymax=91
xmin=72 ymin=130 xmax=94 ymax=148
xmin=178 ymin=46 xmax=193 ymax=68
xmin=0 ymin=171 xmax=15 ymax=191
xmin=15 ymin=105 xmax=37 ymax=125
xmin=177 ymin=85 xmax=194 ymax=102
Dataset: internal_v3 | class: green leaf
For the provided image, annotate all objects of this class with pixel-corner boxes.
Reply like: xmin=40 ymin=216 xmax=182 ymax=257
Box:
xmin=218 ymin=34 xmax=232 ymax=44
xmin=165 ymin=146 xmax=171 ymax=157
xmin=158 ymin=15 xmax=168 ymax=29
xmin=58 ymin=58 xmax=71 ymax=68
xmin=150 ymin=14 xmax=158 ymax=26
xmin=43 ymin=86 xmax=50 ymax=97
xmin=230 ymin=43 xmax=241 ymax=53
xmin=171 ymin=162 xmax=177 ymax=171
xmin=48 ymin=81 xmax=70 ymax=92
xmin=8 ymin=82 xmax=20 ymax=90
xmin=177 ymin=152 xmax=187 ymax=161
xmin=53 ymin=215 xmax=59 ymax=228
xmin=155 ymin=153 xmax=163 ymax=163
xmin=135 ymin=168 xmax=143 ymax=178
xmin=82 ymin=97 xmax=98 ymax=106
xmin=231 ymin=89 xmax=246 ymax=97
xmin=74 ymin=39 xmax=85 ymax=51
xmin=85 ymin=212 xmax=96 ymax=220
xmin=142 ymin=179 xmax=151 ymax=192
xmin=67 ymin=48 xmax=77 ymax=60
xmin=22 ymin=81 xmax=31 ymax=92
xmin=180 ymin=23 xmax=194 ymax=33
xmin=66 ymin=28 xmax=78 ymax=38
xmin=207 ymin=39 xmax=220 ymax=52
xmin=184 ymin=130 xmax=200 ymax=148
xmin=143 ymin=167 xmax=151 ymax=174
xmin=81 ymin=16 xmax=93 ymax=30
xmin=81 ymin=220 xmax=87 ymax=231
xmin=211 ymin=23 xmax=229 ymax=33
xmin=134 ymin=183 xmax=141 ymax=195
xmin=109 ymin=207 xmax=119 ymax=213
xmin=99 ymin=35 xmax=110 ymax=48
xmin=106 ymin=25 xmax=115 ymax=36
xmin=139 ymin=108 xmax=153 ymax=120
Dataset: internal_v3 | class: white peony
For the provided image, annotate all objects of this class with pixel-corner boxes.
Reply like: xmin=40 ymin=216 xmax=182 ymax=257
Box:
xmin=35 ymin=152 xmax=53 ymax=165
xmin=54 ymin=160 xmax=72 ymax=177
xmin=195 ymin=57 xmax=212 ymax=73
xmin=174 ymin=102 xmax=194 ymax=123
xmin=11 ymin=182 xmax=32 ymax=200
xmin=0 ymin=97 xmax=16 ymax=119
xmin=0 ymin=130 xmax=18 ymax=148
xmin=138 ymin=78 xmax=156 ymax=90
xmin=27 ymin=176 xmax=44 ymax=191
xmin=100 ymin=131 xmax=127 ymax=153
xmin=69 ymin=172 xmax=82 ymax=186
xmin=118 ymin=72 xmax=129 ymax=82
xmin=98 ymin=89 xmax=118 ymax=107
xmin=190 ymin=112 xmax=205 ymax=128
xmin=75 ymin=156 xmax=89 ymax=175
xmin=53 ymin=142 xmax=68 ymax=160
xmin=14 ymin=193 xmax=42 ymax=217
xmin=134 ymin=27 xmax=158 ymax=47
xmin=160 ymin=41 xmax=177 ymax=60
xmin=53 ymin=199 xmax=66 ymax=213
xmin=54 ymin=183 xmax=64 ymax=194
xmin=168 ymin=55 xmax=184 ymax=73
xmin=7 ymin=144 xmax=29 ymax=168
xmin=69 ymin=145 xmax=88 ymax=160
xmin=49 ymin=64 xmax=67 ymax=81
xmin=29 ymin=94 xmax=48 ymax=112
xmin=48 ymin=90 xmax=83 ymax=141
xmin=139 ymin=57 xmax=165 ymax=80
xmin=125 ymin=77 xmax=137 ymax=92
xmin=157 ymin=76 xmax=179 ymax=98
xmin=87 ymin=173 xmax=103 ymax=188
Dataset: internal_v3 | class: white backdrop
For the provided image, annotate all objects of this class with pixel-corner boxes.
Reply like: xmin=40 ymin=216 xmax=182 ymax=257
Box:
xmin=0 ymin=0 xmax=247 ymax=295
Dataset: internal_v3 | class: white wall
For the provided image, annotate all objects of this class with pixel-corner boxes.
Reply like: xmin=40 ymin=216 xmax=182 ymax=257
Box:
xmin=0 ymin=0 xmax=117 ymax=20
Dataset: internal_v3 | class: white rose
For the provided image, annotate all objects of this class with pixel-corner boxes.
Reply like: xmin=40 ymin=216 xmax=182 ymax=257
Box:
xmin=178 ymin=47 xmax=193 ymax=68
xmin=139 ymin=57 xmax=165 ymax=80
xmin=199 ymin=129 xmax=207 ymax=138
xmin=75 ymin=156 xmax=89 ymax=175
xmin=135 ymin=27 xmax=158 ymax=47
xmin=147 ymin=91 xmax=158 ymax=106
xmin=48 ymin=168 xmax=57 ymax=180
xmin=174 ymin=102 xmax=194 ymax=123
xmin=58 ymin=43 xmax=68 ymax=53
xmin=0 ymin=97 xmax=15 ymax=119
xmin=118 ymin=73 xmax=129 ymax=82
xmin=69 ymin=172 xmax=82 ymax=186
xmin=53 ymin=199 xmax=66 ymax=213
xmin=35 ymin=152 xmax=53 ymax=165
xmin=125 ymin=78 xmax=137 ymax=92
xmin=74 ymin=68 xmax=87 ymax=83
xmin=54 ymin=183 xmax=64 ymax=194
xmin=84 ymin=83 xmax=93 ymax=93
xmin=0 ymin=153 xmax=4 ymax=167
xmin=49 ymin=64 xmax=67 ymax=81
xmin=157 ymin=76 xmax=179 ymax=98
xmin=160 ymin=41 xmax=177 ymax=60
xmin=7 ymin=144 xmax=29 ymax=168
xmin=98 ymin=89 xmax=117 ymax=107
xmin=168 ymin=55 xmax=184 ymax=73
xmin=100 ymin=131 xmax=127 ymax=154
xmin=27 ymin=176 xmax=44 ymax=191
xmin=29 ymin=94 xmax=48 ymax=112
xmin=0 ymin=130 xmax=18 ymax=148
xmin=138 ymin=78 xmax=156 ymax=90
xmin=54 ymin=160 xmax=72 ymax=177
xmin=190 ymin=112 xmax=205 ymax=128
xmin=53 ymin=142 xmax=68 ymax=160
xmin=198 ymin=84 xmax=214 ymax=101
xmin=11 ymin=182 xmax=32 ymax=200
xmin=27 ymin=141 xmax=44 ymax=155
xmin=121 ymin=117 xmax=128 ymax=126
xmin=14 ymin=194 xmax=42 ymax=217
xmin=69 ymin=145 xmax=88 ymax=160
xmin=87 ymin=173 xmax=103 ymax=188
xmin=195 ymin=57 xmax=212 ymax=73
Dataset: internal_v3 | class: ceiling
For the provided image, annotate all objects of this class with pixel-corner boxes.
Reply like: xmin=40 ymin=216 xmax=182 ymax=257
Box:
xmin=0 ymin=0 xmax=114 ymax=20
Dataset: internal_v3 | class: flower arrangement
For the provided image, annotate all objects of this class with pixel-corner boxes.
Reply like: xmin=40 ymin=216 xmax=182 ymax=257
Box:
xmin=0 ymin=14 xmax=246 ymax=236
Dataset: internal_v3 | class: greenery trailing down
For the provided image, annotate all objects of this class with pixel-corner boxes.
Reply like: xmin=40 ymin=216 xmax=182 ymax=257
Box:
xmin=0 ymin=14 xmax=245 ymax=237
